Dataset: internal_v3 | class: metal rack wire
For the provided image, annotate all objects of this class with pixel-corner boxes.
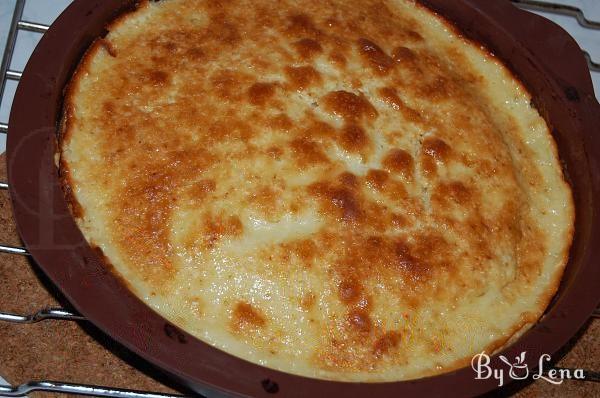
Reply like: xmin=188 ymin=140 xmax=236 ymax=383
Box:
xmin=0 ymin=0 xmax=598 ymax=396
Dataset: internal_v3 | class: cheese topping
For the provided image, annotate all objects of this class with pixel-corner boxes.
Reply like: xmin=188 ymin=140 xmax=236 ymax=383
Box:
xmin=60 ymin=0 xmax=574 ymax=381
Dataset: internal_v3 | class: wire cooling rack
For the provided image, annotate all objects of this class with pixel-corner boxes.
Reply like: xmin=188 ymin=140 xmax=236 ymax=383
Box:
xmin=0 ymin=0 xmax=598 ymax=396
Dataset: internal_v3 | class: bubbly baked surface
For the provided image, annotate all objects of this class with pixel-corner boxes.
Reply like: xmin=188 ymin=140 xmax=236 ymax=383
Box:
xmin=59 ymin=0 xmax=574 ymax=381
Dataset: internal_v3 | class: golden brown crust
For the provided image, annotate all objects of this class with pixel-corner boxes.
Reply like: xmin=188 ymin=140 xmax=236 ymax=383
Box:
xmin=58 ymin=0 xmax=574 ymax=382
xmin=58 ymin=157 xmax=84 ymax=219
xmin=231 ymin=302 xmax=267 ymax=333
xmin=59 ymin=38 xmax=111 ymax=219
xmin=403 ymin=1 xmax=577 ymax=371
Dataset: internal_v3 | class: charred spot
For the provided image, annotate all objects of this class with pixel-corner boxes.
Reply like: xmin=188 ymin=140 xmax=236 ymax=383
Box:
xmin=340 ymin=124 xmax=370 ymax=153
xmin=435 ymin=181 xmax=471 ymax=205
xmin=248 ymin=82 xmax=278 ymax=105
xmin=394 ymin=240 xmax=419 ymax=271
xmin=357 ymin=38 xmax=394 ymax=74
xmin=378 ymin=87 xmax=403 ymax=110
xmin=269 ymin=114 xmax=293 ymax=131
xmin=394 ymin=233 xmax=448 ymax=281
xmin=102 ymin=100 xmax=115 ymax=114
xmin=338 ymin=278 xmax=362 ymax=304
xmin=232 ymin=302 xmax=267 ymax=331
xmin=204 ymin=214 xmax=244 ymax=247
xmin=421 ymin=137 xmax=450 ymax=176
xmin=212 ymin=70 xmax=246 ymax=100
xmin=330 ymin=187 xmax=361 ymax=222
xmin=295 ymin=239 xmax=317 ymax=264
xmin=329 ymin=52 xmax=347 ymax=67
xmin=266 ymin=146 xmax=284 ymax=159
xmin=292 ymin=38 xmax=323 ymax=59
xmin=447 ymin=181 xmax=470 ymax=203
xmin=304 ymin=120 xmax=336 ymax=138
xmin=147 ymin=70 xmax=169 ymax=86
xmin=391 ymin=213 xmax=408 ymax=228
xmin=188 ymin=179 xmax=216 ymax=199
xmin=366 ymin=169 xmax=389 ymax=190
xmin=413 ymin=233 xmax=449 ymax=261
xmin=392 ymin=46 xmax=417 ymax=63
xmin=226 ymin=215 xmax=244 ymax=235
xmin=99 ymin=38 xmax=117 ymax=57
xmin=422 ymin=137 xmax=451 ymax=161
xmin=309 ymin=180 xmax=369 ymax=224
xmin=382 ymin=148 xmax=414 ymax=180
xmin=421 ymin=156 xmax=436 ymax=176
xmin=285 ymin=65 xmax=322 ymax=90
xmin=60 ymin=163 xmax=85 ymax=219
xmin=322 ymin=91 xmax=378 ymax=122
xmin=249 ymin=185 xmax=281 ymax=216
xmin=366 ymin=235 xmax=385 ymax=250
xmin=347 ymin=309 xmax=372 ymax=333
xmin=378 ymin=87 xmax=421 ymax=122
xmin=373 ymin=331 xmax=401 ymax=356
xmin=301 ymin=292 xmax=316 ymax=310
xmin=156 ymin=39 xmax=177 ymax=53
xmin=206 ymin=117 xmax=255 ymax=142
xmin=406 ymin=30 xmax=424 ymax=41
xmin=338 ymin=171 xmax=359 ymax=188
xmin=211 ymin=19 xmax=241 ymax=45
xmin=350 ymin=79 xmax=364 ymax=90
xmin=185 ymin=46 xmax=205 ymax=59
xmin=287 ymin=13 xmax=321 ymax=37
xmin=419 ymin=76 xmax=451 ymax=101
xmin=290 ymin=137 xmax=328 ymax=165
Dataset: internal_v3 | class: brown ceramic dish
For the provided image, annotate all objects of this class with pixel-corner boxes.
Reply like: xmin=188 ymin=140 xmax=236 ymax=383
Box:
xmin=6 ymin=0 xmax=600 ymax=396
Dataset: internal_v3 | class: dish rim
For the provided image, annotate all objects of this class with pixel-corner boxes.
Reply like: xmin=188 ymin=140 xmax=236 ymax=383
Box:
xmin=7 ymin=0 xmax=600 ymax=396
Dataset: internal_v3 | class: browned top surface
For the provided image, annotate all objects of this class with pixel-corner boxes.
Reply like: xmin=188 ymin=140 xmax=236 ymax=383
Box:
xmin=58 ymin=0 xmax=573 ymax=382
xmin=0 ymin=153 xmax=180 ymax=397
xmin=0 ymin=160 xmax=597 ymax=397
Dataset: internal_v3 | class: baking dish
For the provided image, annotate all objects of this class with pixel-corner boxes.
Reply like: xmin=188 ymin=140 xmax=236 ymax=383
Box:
xmin=6 ymin=0 xmax=600 ymax=396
